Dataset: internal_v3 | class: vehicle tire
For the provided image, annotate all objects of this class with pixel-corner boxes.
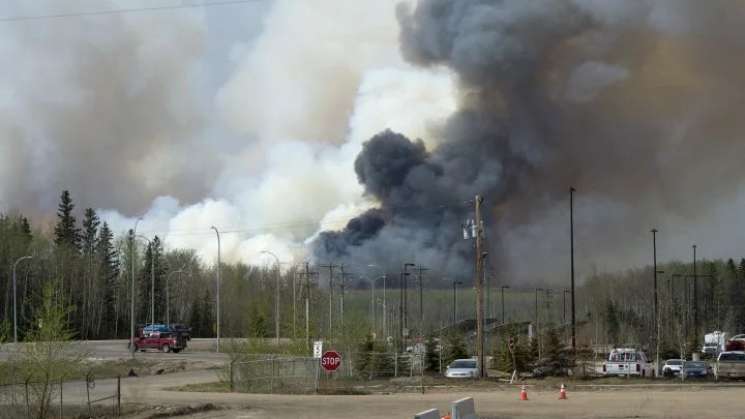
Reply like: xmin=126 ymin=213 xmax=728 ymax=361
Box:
xmin=162 ymin=344 xmax=170 ymax=353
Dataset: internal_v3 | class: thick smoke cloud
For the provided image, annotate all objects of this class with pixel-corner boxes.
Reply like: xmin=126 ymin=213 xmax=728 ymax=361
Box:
xmin=0 ymin=1 xmax=215 ymax=216
xmin=313 ymin=0 xmax=745 ymax=282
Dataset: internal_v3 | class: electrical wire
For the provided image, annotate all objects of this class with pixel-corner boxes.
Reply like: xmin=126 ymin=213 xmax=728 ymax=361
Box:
xmin=0 ymin=0 xmax=264 ymax=23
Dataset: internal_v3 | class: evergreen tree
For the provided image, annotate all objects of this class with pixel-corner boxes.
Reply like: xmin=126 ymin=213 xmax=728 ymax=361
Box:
xmin=139 ymin=236 xmax=165 ymax=324
xmin=53 ymin=190 xmax=80 ymax=250
xmin=424 ymin=334 xmax=439 ymax=372
xmin=200 ymin=289 xmax=214 ymax=337
xmin=732 ymin=259 xmax=745 ymax=333
xmin=189 ymin=295 xmax=202 ymax=336
xmin=606 ymin=299 xmax=620 ymax=345
xmin=249 ymin=306 xmax=268 ymax=338
xmin=97 ymin=222 xmax=118 ymax=337
xmin=443 ymin=332 xmax=468 ymax=365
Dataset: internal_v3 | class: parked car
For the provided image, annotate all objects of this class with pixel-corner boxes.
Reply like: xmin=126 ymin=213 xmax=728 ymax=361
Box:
xmin=131 ymin=324 xmax=189 ymax=353
xmin=681 ymin=361 xmax=709 ymax=379
xmin=724 ymin=334 xmax=745 ymax=351
xmin=714 ymin=351 xmax=745 ymax=380
xmin=602 ymin=348 xmax=653 ymax=377
xmin=170 ymin=323 xmax=192 ymax=341
xmin=445 ymin=359 xmax=478 ymax=378
xmin=662 ymin=359 xmax=684 ymax=377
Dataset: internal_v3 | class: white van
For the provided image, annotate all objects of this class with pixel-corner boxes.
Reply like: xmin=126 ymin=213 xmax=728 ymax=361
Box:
xmin=602 ymin=348 xmax=653 ymax=377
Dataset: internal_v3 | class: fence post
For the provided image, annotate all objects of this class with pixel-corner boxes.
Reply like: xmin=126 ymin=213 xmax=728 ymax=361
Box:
xmin=229 ymin=360 xmax=235 ymax=392
xmin=270 ymin=358 xmax=275 ymax=394
xmin=59 ymin=377 xmax=63 ymax=419
xmin=86 ymin=371 xmax=93 ymax=418
xmin=314 ymin=359 xmax=320 ymax=394
xmin=117 ymin=375 xmax=121 ymax=417
xmin=420 ymin=354 xmax=425 ymax=394
xmin=24 ymin=378 xmax=30 ymax=419
xmin=394 ymin=352 xmax=398 ymax=377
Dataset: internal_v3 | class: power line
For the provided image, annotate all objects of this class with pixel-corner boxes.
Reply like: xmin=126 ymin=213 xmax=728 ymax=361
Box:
xmin=0 ymin=0 xmax=264 ymax=23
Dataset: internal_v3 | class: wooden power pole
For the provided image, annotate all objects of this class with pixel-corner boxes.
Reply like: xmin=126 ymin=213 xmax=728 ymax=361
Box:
xmin=474 ymin=195 xmax=486 ymax=378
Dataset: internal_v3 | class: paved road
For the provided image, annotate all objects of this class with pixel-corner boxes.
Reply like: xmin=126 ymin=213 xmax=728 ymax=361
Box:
xmin=0 ymin=339 xmax=229 ymax=362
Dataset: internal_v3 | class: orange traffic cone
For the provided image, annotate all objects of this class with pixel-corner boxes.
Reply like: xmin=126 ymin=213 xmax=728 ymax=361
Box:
xmin=440 ymin=414 xmax=451 ymax=419
xmin=520 ymin=385 xmax=528 ymax=401
xmin=559 ymin=383 xmax=567 ymax=400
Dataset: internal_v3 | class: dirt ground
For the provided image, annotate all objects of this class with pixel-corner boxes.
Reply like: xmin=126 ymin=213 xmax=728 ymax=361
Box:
xmin=120 ymin=377 xmax=745 ymax=419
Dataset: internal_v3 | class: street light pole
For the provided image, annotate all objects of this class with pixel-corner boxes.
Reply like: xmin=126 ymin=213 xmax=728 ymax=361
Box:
xmin=651 ymin=228 xmax=659 ymax=377
xmin=569 ymin=186 xmax=576 ymax=351
xmin=134 ymin=235 xmax=155 ymax=328
xmin=261 ymin=250 xmax=281 ymax=346
xmin=692 ymin=244 xmax=698 ymax=341
xmin=535 ymin=287 xmax=544 ymax=359
xmin=130 ymin=217 xmax=142 ymax=358
xmin=211 ymin=226 xmax=221 ymax=352
xmin=12 ymin=255 xmax=32 ymax=343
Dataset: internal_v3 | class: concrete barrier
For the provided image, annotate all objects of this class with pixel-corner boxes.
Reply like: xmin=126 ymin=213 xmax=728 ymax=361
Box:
xmin=414 ymin=408 xmax=440 ymax=419
xmin=452 ymin=397 xmax=477 ymax=419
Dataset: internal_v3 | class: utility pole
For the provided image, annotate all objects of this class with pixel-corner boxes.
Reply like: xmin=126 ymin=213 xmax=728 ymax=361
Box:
xmin=651 ymin=229 xmax=659 ymax=377
xmin=569 ymin=186 xmax=577 ymax=351
xmin=474 ymin=194 xmax=486 ymax=379
xmin=319 ymin=263 xmax=338 ymax=340
xmin=339 ymin=265 xmax=353 ymax=334
xmin=302 ymin=263 xmax=316 ymax=351
xmin=399 ymin=264 xmax=415 ymax=352
xmin=211 ymin=227 xmax=221 ymax=352
xmin=416 ymin=265 xmax=428 ymax=336
xmin=692 ymin=244 xmax=697 ymax=340
xmin=535 ymin=287 xmax=543 ymax=359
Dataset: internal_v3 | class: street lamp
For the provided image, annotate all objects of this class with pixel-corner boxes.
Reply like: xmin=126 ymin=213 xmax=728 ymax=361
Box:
xmin=569 ymin=186 xmax=577 ymax=351
xmin=500 ymin=286 xmax=510 ymax=324
xmin=135 ymin=234 xmax=155 ymax=328
xmin=261 ymin=250 xmax=281 ymax=346
xmin=535 ymin=287 xmax=544 ymax=358
xmin=130 ymin=217 xmax=143 ymax=357
xmin=12 ymin=255 xmax=32 ymax=343
xmin=211 ymin=226 xmax=221 ymax=352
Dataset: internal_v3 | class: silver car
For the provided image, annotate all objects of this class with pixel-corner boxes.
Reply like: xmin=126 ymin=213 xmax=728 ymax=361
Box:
xmin=445 ymin=359 xmax=477 ymax=378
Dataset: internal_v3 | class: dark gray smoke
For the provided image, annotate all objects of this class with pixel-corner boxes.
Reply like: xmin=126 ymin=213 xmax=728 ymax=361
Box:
xmin=313 ymin=0 xmax=745 ymax=282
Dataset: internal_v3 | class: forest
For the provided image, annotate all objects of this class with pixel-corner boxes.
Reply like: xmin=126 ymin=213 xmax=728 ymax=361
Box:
xmin=2 ymin=190 xmax=745 ymax=358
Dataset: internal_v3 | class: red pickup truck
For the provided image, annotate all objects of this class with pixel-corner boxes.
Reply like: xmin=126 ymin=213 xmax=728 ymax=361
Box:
xmin=132 ymin=326 xmax=188 ymax=353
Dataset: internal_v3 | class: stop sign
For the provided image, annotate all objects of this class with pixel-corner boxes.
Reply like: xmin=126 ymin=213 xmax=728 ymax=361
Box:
xmin=321 ymin=350 xmax=342 ymax=371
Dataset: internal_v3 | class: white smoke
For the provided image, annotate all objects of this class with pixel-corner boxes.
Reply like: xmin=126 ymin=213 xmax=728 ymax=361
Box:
xmin=99 ymin=0 xmax=457 ymax=267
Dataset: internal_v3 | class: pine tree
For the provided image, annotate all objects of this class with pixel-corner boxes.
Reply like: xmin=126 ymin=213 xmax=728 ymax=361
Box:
xmin=80 ymin=208 xmax=100 ymax=338
xmin=606 ymin=299 xmax=620 ymax=345
xmin=53 ymin=190 xmax=80 ymax=250
xmin=139 ymin=236 xmax=165 ymax=324
xmin=97 ymin=222 xmax=118 ymax=337
xmin=443 ymin=332 xmax=468 ymax=365
xmin=424 ymin=334 xmax=439 ymax=372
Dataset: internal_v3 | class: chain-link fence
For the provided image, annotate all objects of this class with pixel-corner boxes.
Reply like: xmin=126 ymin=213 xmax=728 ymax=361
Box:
xmin=229 ymin=352 xmax=425 ymax=395
xmin=0 ymin=370 xmax=121 ymax=419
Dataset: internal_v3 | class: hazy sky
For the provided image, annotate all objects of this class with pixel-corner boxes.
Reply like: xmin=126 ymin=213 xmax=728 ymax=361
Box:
xmin=2 ymin=0 xmax=745 ymax=285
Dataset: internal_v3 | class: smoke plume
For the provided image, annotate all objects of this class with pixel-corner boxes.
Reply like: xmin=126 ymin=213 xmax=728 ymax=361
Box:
xmin=312 ymin=0 xmax=745 ymax=282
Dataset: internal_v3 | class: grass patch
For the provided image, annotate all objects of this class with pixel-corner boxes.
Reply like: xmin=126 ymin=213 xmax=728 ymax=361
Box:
xmin=146 ymin=403 xmax=220 ymax=418
xmin=170 ymin=381 xmax=232 ymax=393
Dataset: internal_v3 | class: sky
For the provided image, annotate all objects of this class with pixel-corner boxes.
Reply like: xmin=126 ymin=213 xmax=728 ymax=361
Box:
xmin=2 ymin=0 xmax=745 ymax=285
